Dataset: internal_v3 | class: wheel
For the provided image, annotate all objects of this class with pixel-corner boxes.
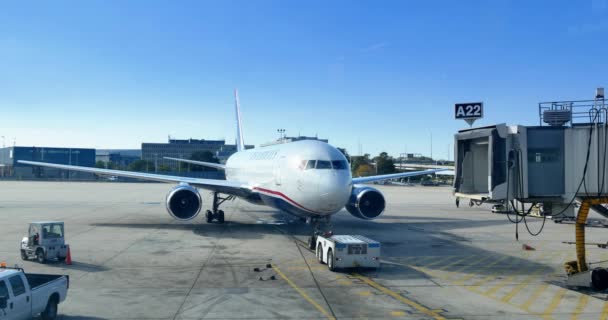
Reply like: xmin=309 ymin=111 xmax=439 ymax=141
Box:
xmin=327 ymin=250 xmax=335 ymax=271
xmin=36 ymin=249 xmax=46 ymax=264
xmin=205 ymin=210 xmax=213 ymax=223
xmin=455 ymin=198 xmax=460 ymax=208
xmin=317 ymin=245 xmax=324 ymax=264
xmin=40 ymin=297 xmax=58 ymax=320
xmin=308 ymin=236 xmax=316 ymax=250
xmin=21 ymin=249 xmax=28 ymax=260
xmin=218 ymin=210 xmax=225 ymax=224
xmin=58 ymin=256 xmax=66 ymax=262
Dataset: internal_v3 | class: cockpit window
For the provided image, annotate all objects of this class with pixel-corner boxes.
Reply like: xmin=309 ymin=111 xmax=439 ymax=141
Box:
xmin=305 ymin=160 xmax=316 ymax=170
xmin=332 ymin=160 xmax=348 ymax=170
xmin=316 ymin=160 xmax=332 ymax=169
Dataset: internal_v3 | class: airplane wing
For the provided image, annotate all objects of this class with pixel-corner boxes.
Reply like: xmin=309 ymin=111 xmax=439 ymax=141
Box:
xmin=163 ymin=157 xmax=226 ymax=170
xmin=352 ymin=169 xmax=447 ymax=184
xmin=18 ymin=160 xmax=251 ymax=197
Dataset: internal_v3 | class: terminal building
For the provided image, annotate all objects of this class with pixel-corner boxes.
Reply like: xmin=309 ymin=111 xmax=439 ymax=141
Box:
xmin=142 ymin=138 xmax=253 ymax=170
xmin=96 ymin=149 xmax=141 ymax=168
xmin=0 ymin=146 xmax=95 ymax=179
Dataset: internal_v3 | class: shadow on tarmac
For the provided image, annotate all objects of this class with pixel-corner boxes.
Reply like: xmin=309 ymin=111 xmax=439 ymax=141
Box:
xmin=90 ymin=209 xmax=555 ymax=279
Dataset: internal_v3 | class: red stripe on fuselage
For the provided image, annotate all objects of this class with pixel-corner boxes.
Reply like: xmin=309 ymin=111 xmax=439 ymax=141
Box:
xmin=252 ymin=187 xmax=322 ymax=214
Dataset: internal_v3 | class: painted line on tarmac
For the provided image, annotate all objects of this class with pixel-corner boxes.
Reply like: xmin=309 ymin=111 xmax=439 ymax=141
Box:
xmin=500 ymin=270 xmax=545 ymax=303
xmin=570 ymin=294 xmax=589 ymax=320
xmin=273 ymin=264 xmax=336 ymax=320
xmin=521 ymin=283 xmax=550 ymax=311
xmin=600 ymin=301 xmax=608 ymax=320
xmin=351 ymin=273 xmax=447 ymax=320
xmin=541 ymin=287 xmax=566 ymax=320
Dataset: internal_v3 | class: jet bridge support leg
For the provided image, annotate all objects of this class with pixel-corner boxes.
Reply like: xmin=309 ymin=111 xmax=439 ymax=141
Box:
xmin=565 ymin=197 xmax=608 ymax=290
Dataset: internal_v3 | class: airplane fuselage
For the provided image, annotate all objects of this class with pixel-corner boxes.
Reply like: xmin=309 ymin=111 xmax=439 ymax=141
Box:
xmin=225 ymin=140 xmax=352 ymax=217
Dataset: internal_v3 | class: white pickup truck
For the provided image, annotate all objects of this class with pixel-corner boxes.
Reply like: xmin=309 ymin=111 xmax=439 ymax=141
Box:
xmin=0 ymin=266 xmax=68 ymax=320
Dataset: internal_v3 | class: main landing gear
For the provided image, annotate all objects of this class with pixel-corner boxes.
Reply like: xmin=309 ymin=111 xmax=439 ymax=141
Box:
xmin=205 ymin=192 xmax=234 ymax=224
xmin=306 ymin=216 xmax=332 ymax=250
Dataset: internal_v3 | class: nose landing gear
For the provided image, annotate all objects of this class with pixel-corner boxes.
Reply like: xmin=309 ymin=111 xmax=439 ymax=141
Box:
xmin=306 ymin=216 xmax=333 ymax=250
xmin=206 ymin=192 xmax=234 ymax=224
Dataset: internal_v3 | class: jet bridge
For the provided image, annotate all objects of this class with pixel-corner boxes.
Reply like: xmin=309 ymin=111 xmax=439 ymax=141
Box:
xmin=453 ymin=89 xmax=608 ymax=289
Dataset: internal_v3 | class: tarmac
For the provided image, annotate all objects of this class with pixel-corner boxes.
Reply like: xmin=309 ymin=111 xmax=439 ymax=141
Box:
xmin=1 ymin=181 xmax=608 ymax=319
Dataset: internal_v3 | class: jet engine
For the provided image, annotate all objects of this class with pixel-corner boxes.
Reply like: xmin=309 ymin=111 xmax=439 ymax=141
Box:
xmin=345 ymin=186 xmax=386 ymax=220
xmin=166 ymin=184 xmax=202 ymax=221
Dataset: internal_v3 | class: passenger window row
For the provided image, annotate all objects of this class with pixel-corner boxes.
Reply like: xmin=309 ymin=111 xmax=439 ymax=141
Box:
xmin=299 ymin=160 xmax=348 ymax=170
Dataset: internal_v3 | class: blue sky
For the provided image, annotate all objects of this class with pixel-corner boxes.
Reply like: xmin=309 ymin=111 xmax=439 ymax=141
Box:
xmin=1 ymin=0 xmax=608 ymax=159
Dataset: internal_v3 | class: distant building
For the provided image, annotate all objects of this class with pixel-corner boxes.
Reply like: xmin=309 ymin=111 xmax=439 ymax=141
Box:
xmin=260 ymin=135 xmax=328 ymax=147
xmin=96 ymin=149 xmax=141 ymax=168
xmin=0 ymin=146 xmax=95 ymax=179
xmin=142 ymin=138 xmax=253 ymax=170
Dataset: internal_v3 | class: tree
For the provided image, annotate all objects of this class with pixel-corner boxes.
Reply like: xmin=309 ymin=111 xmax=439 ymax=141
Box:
xmin=374 ymin=152 xmax=396 ymax=175
xmin=354 ymin=164 xmax=374 ymax=177
xmin=337 ymin=148 xmax=350 ymax=162
xmin=95 ymin=161 xmax=106 ymax=169
xmin=181 ymin=151 xmax=220 ymax=172
xmin=351 ymin=153 xmax=371 ymax=174
xmin=158 ymin=164 xmax=171 ymax=172
xmin=128 ymin=160 xmax=155 ymax=172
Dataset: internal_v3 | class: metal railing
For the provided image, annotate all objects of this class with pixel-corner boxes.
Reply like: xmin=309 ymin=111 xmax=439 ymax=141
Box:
xmin=539 ymin=98 xmax=607 ymax=126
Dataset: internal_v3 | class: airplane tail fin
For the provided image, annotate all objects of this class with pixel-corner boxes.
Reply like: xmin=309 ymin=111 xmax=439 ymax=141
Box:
xmin=234 ymin=89 xmax=245 ymax=152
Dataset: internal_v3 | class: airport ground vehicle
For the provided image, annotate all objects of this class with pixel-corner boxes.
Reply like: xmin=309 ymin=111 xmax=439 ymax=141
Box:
xmin=0 ymin=265 xmax=69 ymax=320
xmin=20 ymin=222 xmax=68 ymax=264
xmin=315 ymin=235 xmax=380 ymax=271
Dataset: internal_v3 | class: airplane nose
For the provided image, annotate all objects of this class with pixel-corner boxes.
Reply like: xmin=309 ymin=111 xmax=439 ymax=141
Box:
xmin=318 ymin=171 xmax=350 ymax=212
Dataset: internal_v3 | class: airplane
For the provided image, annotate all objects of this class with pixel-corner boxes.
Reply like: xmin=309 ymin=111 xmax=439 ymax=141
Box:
xmin=19 ymin=90 xmax=445 ymax=247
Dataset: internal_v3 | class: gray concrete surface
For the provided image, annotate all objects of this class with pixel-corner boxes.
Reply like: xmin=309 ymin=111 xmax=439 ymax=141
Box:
xmin=0 ymin=181 xmax=607 ymax=319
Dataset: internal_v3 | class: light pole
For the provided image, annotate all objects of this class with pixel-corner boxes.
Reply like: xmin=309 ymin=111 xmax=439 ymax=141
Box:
xmin=277 ymin=129 xmax=286 ymax=141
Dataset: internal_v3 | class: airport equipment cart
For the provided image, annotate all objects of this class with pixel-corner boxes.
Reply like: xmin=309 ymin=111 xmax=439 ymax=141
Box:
xmin=315 ymin=235 xmax=380 ymax=271
xmin=20 ymin=222 xmax=69 ymax=264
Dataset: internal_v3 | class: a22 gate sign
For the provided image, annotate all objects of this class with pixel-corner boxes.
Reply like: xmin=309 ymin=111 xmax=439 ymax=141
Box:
xmin=454 ymin=102 xmax=483 ymax=120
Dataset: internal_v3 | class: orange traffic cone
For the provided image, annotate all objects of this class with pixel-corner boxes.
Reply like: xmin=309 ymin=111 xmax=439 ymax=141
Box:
xmin=65 ymin=246 xmax=72 ymax=265
xmin=522 ymin=243 xmax=536 ymax=251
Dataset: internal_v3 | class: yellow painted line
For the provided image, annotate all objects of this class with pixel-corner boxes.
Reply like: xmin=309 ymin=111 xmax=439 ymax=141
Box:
xmin=273 ymin=264 xmax=335 ymax=320
xmin=358 ymin=291 xmax=372 ymax=297
xmin=390 ymin=310 xmax=406 ymax=316
xmin=600 ymin=302 xmax=608 ymax=320
xmin=424 ymin=255 xmax=461 ymax=267
xmin=541 ymin=287 xmax=566 ymax=320
xmin=436 ymin=255 xmax=477 ymax=271
xmin=352 ymin=273 xmax=446 ymax=320
xmin=437 ymin=254 xmax=497 ymax=282
xmin=501 ymin=271 xmax=543 ymax=303
xmin=484 ymin=276 xmax=515 ymax=296
xmin=521 ymin=283 xmax=549 ymax=311
xmin=570 ymin=294 xmax=589 ymax=320
xmin=452 ymin=255 xmax=511 ymax=285
xmin=412 ymin=256 xmax=441 ymax=265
